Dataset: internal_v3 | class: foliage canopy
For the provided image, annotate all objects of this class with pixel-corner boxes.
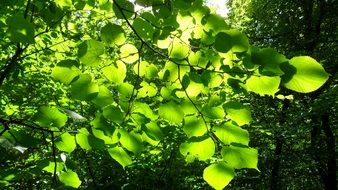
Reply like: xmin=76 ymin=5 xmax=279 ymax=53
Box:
xmin=0 ymin=0 xmax=329 ymax=189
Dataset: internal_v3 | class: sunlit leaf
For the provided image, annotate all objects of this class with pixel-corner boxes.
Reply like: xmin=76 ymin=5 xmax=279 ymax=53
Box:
xmin=108 ymin=146 xmax=133 ymax=168
xmin=179 ymin=136 xmax=215 ymax=162
xmin=221 ymin=145 xmax=259 ymax=170
xmin=70 ymin=74 xmax=99 ymax=101
xmin=203 ymin=162 xmax=235 ymax=190
xmin=78 ymin=39 xmax=104 ymax=66
xmin=102 ymin=60 xmax=126 ymax=84
xmin=101 ymin=23 xmax=126 ymax=46
xmin=224 ymin=101 xmax=252 ymax=126
xmin=59 ymin=170 xmax=81 ymax=188
xmin=51 ymin=60 xmax=81 ymax=85
xmin=75 ymin=128 xmax=105 ymax=150
xmin=281 ymin=56 xmax=329 ymax=93
xmin=246 ymin=76 xmax=281 ymax=96
xmin=213 ymin=122 xmax=249 ymax=145
xmin=119 ymin=130 xmax=143 ymax=155
xmin=120 ymin=44 xmax=139 ymax=64
xmin=159 ymin=101 xmax=184 ymax=124
xmin=55 ymin=132 xmax=76 ymax=153
xmin=36 ymin=106 xmax=67 ymax=128
xmin=183 ymin=116 xmax=207 ymax=137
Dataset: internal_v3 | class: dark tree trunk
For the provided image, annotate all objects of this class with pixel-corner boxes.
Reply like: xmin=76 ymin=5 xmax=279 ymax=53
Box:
xmin=270 ymin=100 xmax=290 ymax=190
xmin=270 ymin=137 xmax=284 ymax=190
xmin=321 ymin=114 xmax=337 ymax=190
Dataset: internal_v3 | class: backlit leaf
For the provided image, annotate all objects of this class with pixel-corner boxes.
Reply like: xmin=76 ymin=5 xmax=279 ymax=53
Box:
xmin=101 ymin=23 xmax=126 ymax=46
xmin=70 ymin=74 xmax=99 ymax=101
xmin=159 ymin=101 xmax=184 ymax=124
xmin=221 ymin=145 xmax=259 ymax=170
xmin=224 ymin=101 xmax=252 ymax=126
xmin=78 ymin=39 xmax=104 ymax=66
xmin=59 ymin=170 xmax=81 ymax=188
xmin=36 ymin=106 xmax=67 ymax=128
xmin=51 ymin=60 xmax=81 ymax=85
xmin=55 ymin=132 xmax=76 ymax=153
xmin=246 ymin=76 xmax=281 ymax=96
xmin=179 ymin=136 xmax=215 ymax=162
xmin=281 ymin=56 xmax=329 ymax=93
xmin=108 ymin=146 xmax=133 ymax=168
xmin=213 ymin=122 xmax=249 ymax=145
xmin=203 ymin=162 xmax=235 ymax=190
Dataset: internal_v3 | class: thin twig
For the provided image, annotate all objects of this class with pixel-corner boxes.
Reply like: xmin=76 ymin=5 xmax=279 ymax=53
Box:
xmin=51 ymin=132 xmax=57 ymax=185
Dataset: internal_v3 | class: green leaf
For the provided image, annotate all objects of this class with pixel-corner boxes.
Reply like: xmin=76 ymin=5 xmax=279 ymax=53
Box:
xmin=55 ymin=132 xmax=76 ymax=153
xmin=91 ymin=113 xmax=115 ymax=144
xmin=221 ymin=145 xmax=259 ymax=170
xmin=78 ymin=39 xmax=104 ymax=66
xmin=6 ymin=15 xmax=35 ymax=44
xmin=144 ymin=121 xmax=163 ymax=141
xmin=36 ymin=106 xmax=67 ymax=128
xmin=213 ymin=122 xmax=249 ymax=146
xmin=102 ymin=60 xmax=126 ymax=84
xmin=51 ymin=60 xmax=81 ymax=85
xmin=38 ymin=159 xmax=64 ymax=173
xmin=91 ymin=86 xmax=115 ymax=108
xmin=281 ymin=56 xmax=329 ymax=93
xmin=59 ymin=170 xmax=81 ymax=188
xmin=75 ymin=128 xmax=105 ymax=150
xmin=159 ymin=101 xmax=184 ymax=124
xmin=179 ymin=136 xmax=215 ymax=162
xmin=108 ymin=146 xmax=133 ymax=168
xmin=201 ymin=105 xmax=225 ymax=119
xmin=169 ymin=40 xmax=190 ymax=59
xmin=246 ymin=76 xmax=281 ymax=96
xmin=203 ymin=162 xmax=235 ymax=190
xmin=252 ymin=48 xmax=287 ymax=76
xmin=113 ymin=0 xmax=134 ymax=19
xmin=133 ymin=17 xmax=155 ymax=41
xmin=214 ymin=30 xmax=249 ymax=53
xmin=101 ymin=23 xmax=126 ymax=46
xmin=133 ymin=102 xmax=158 ymax=120
xmin=120 ymin=44 xmax=139 ymax=64
xmin=224 ymin=101 xmax=252 ymax=126
xmin=119 ymin=130 xmax=143 ymax=155
xmin=70 ymin=74 xmax=99 ymax=101
xmin=102 ymin=105 xmax=124 ymax=123
xmin=183 ymin=116 xmax=207 ymax=137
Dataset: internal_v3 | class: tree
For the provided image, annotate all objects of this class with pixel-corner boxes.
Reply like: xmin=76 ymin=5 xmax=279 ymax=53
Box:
xmin=0 ymin=0 xmax=329 ymax=189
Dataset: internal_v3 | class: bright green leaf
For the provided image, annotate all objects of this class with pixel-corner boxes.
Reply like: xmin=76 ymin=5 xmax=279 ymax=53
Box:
xmin=78 ymin=39 xmax=104 ymax=66
xmin=159 ymin=101 xmax=184 ymax=124
xmin=101 ymin=23 xmax=126 ymax=46
xmin=183 ymin=116 xmax=207 ymax=137
xmin=281 ymin=56 xmax=329 ymax=93
xmin=179 ymin=136 xmax=215 ymax=162
xmin=55 ymin=132 xmax=76 ymax=153
xmin=213 ymin=122 xmax=249 ymax=145
xmin=203 ymin=162 xmax=235 ymax=190
xmin=36 ymin=106 xmax=67 ymax=128
xmin=119 ymin=130 xmax=143 ymax=155
xmin=102 ymin=61 xmax=126 ymax=84
xmin=59 ymin=170 xmax=81 ymax=188
xmin=51 ymin=60 xmax=81 ymax=85
xmin=246 ymin=76 xmax=281 ymax=96
xmin=76 ymin=128 xmax=105 ymax=150
xmin=102 ymin=105 xmax=124 ymax=123
xmin=221 ymin=145 xmax=259 ymax=170
xmin=120 ymin=44 xmax=139 ymax=64
xmin=224 ymin=101 xmax=252 ymax=126
xmin=70 ymin=74 xmax=99 ymax=101
xmin=108 ymin=146 xmax=133 ymax=168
